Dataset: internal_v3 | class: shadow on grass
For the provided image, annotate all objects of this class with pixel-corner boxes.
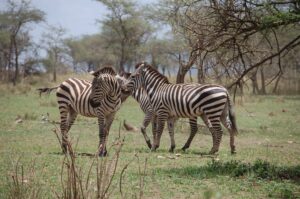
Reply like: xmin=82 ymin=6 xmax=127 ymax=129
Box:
xmin=122 ymin=146 xmax=217 ymax=155
xmin=49 ymin=152 xmax=95 ymax=157
xmin=282 ymin=95 xmax=300 ymax=101
xmin=155 ymin=159 xmax=300 ymax=184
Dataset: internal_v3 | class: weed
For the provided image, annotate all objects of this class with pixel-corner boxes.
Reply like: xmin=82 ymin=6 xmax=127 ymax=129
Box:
xmin=6 ymin=158 xmax=42 ymax=199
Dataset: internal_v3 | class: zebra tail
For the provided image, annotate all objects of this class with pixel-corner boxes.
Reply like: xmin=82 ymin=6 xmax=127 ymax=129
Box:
xmin=227 ymin=92 xmax=238 ymax=135
xmin=37 ymin=86 xmax=59 ymax=97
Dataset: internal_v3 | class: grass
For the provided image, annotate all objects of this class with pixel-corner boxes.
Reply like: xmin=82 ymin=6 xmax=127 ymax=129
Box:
xmin=0 ymin=82 xmax=300 ymax=198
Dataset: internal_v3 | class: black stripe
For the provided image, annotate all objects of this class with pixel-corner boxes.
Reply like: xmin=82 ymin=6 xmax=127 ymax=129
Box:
xmin=191 ymin=88 xmax=225 ymax=108
xmin=201 ymin=95 xmax=227 ymax=107
xmin=202 ymin=102 xmax=226 ymax=112
xmin=56 ymin=93 xmax=70 ymax=101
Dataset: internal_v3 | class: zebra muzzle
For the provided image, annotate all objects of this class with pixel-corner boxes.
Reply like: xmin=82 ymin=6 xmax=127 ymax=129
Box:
xmin=89 ymin=99 xmax=101 ymax=108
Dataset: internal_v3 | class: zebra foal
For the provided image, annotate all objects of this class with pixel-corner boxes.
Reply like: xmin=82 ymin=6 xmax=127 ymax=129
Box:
xmin=38 ymin=67 xmax=120 ymax=156
xmin=123 ymin=63 xmax=238 ymax=154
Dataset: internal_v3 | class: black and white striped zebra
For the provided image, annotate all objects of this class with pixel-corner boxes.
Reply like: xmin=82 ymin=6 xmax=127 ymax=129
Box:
xmin=38 ymin=67 xmax=120 ymax=156
xmin=89 ymin=70 xmax=122 ymax=156
xmin=123 ymin=63 xmax=238 ymax=154
xmin=117 ymin=72 xmax=199 ymax=152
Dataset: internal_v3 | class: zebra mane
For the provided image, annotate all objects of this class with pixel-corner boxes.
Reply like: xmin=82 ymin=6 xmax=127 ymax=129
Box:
xmin=92 ymin=66 xmax=117 ymax=77
xmin=137 ymin=63 xmax=170 ymax=84
xmin=120 ymin=71 xmax=131 ymax=79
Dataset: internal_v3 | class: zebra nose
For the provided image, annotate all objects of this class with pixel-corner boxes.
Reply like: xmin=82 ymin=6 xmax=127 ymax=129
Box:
xmin=90 ymin=99 xmax=100 ymax=108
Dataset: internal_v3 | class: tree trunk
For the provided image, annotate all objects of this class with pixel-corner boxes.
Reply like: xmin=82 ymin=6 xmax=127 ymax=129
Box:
xmin=272 ymin=73 xmax=282 ymax=94
xmin=197 ymin=60 xmax=205 ymax=84
xmin=176 ymin=66 xmax=188 ymax=83
xmin=239 ymin=82 xmax=244 ymax=95
xmin=151 ymin=54 xmax=158 ymax=69
xmin=189 ymin=69 xmax=193 ymax=82
xmin=119 ymin=41 xmax=125 ymax=73
xmin=12 ymin=36 xmax=19 ymax=86
xmin=250 ymin=70 xmax=259 ymax=94
xmin=53 ymin=53 xmax=57 ymax=82
xmin=8 ymin=36 xmax=14 ymax=83
xmin=162 ymin=66 xmax=166 ymax=76
xmin=259 ymin=67 xmax=266 ymax=94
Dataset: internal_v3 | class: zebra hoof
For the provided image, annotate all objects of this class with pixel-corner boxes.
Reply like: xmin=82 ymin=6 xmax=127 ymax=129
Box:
xmin=181 ymin=145 xmax=189 ymax=151
xmin=169 ymin=146 xmax=175 ymax=153
xmin=231 ymin=146 xmax=236 ymax=155
xmin=146 ymin=140 xmax=152 ymax=149
xmin=209 ymin=149 xmax=218 ymax=155
xmin=168 ymin=148 xmax=174 ymax=153
xmin=151 ymin=145 xmax=158 ymax=152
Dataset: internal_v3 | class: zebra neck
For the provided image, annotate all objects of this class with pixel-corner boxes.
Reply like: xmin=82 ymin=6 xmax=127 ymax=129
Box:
xmin=143 ymin=79 xmax=165 ymax=101
xmin=132 ymin=88 xmax=142 ymax=102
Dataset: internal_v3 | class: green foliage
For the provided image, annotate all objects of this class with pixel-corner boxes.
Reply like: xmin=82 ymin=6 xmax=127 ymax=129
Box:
xmin=261 ymin=11 xmax=300 ymax=29
xmin=98 ymin=0 xmax=153 ymax=70
xmin=206 ymin=159 xmax=300 ymax=181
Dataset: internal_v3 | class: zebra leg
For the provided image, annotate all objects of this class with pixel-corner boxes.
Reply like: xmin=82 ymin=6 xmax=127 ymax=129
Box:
xmin=182 ymin=117 xmax=198 ymax=151
xmin=106 ymin=113 xmax=115 ymax=133
xmin=151 ymin=115 xmax=158 ymax=150
xmin=209 ymin=121 xmax=223 ymax=154
xmin=221 ymin=108 xmax=236 ymax=154
xmin=97 ymin=113 xmax=107 ymax=157
xmin=167 ymin=117 xmax=176 ymax=153
xmin=66 ymin=108 xmax=78 ymax=133
xmin=152 ymin=114 xmax=167 ymax=151
xmin=100 ymin=113 xmax=116 ymax=156
xmin=141 ymin=111 xmax=153 ymax=149
xmin=59 ymin=105 xmax=70 ymax=154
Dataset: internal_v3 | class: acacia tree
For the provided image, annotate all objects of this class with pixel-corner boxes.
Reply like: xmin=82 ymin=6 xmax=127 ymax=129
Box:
xmin=155 ymin=0 xmax=300 ymax=91
xmin=42 ymin=25 xmax=68 ymax=82
xmin=97 ymin=0 xmax=152 ymax=73
xmin=0 ymin=0 xmax=44 ymax=85
xmin=65 ymin=35 xmax=118 ymax=72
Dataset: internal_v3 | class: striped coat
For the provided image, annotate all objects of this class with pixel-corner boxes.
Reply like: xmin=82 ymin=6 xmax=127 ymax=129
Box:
xmin=124 ymin=63 xmax=238 ymax=154
xmin=117 ymin=72 xmax=199 ymax=152
xmin=38 ymin=67 xmax=121 ymax=156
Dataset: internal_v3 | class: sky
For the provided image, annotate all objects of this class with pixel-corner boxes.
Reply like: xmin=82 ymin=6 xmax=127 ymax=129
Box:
xmin=29 ymin=0 xmax=107 ymax=41
xmin=0 ymin=0 xmax=156 ymax=42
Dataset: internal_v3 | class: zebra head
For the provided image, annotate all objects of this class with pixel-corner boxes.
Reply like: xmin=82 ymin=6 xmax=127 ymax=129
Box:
xmin=123 ymin=64 xmax=145 ymax=93
xmin=115 ymin=72 xmax=132 ymax=102
xmin=89 ymin=73 xmax=111 ymax=108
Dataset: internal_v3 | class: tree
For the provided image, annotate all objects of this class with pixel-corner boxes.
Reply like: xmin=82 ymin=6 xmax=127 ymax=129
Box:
xmin=97 ymin=0 xmax=153 ymax=72
xmin=155 ymin=0 xmax=300 ymax=91
xmin=41 ymin=25 xmax=68 ymax=82
xmin=0 ymin=0 xmax=44 ymax=85
xmin=65 ymin=35 xmax=118 ymax=72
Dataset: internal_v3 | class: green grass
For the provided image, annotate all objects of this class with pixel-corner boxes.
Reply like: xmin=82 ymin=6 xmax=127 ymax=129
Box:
xmin=0 ymin=85 xmax=300 ymax=198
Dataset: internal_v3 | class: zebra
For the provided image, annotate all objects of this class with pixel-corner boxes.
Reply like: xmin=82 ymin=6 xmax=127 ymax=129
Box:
xmin=38 ymin=67 xmax=121 ymax=156
xmin=123 ymin=63 xmax=238 ymax=154
xmin=117 ymin=72 xmax=199 ymax=152
xmin=89 ymin=70 xmax=122 ymax=156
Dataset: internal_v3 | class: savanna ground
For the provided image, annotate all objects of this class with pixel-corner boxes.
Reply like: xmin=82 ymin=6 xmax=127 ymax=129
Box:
xmin=0 ymin=77 xmax=300 ymax=199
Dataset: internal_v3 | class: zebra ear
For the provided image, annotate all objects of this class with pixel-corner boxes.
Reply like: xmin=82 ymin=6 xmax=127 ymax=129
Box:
xmin=99 ymin=76 xmax=109 ymax=82
xmin=90 ymin=71 xmax=97 ymax=76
